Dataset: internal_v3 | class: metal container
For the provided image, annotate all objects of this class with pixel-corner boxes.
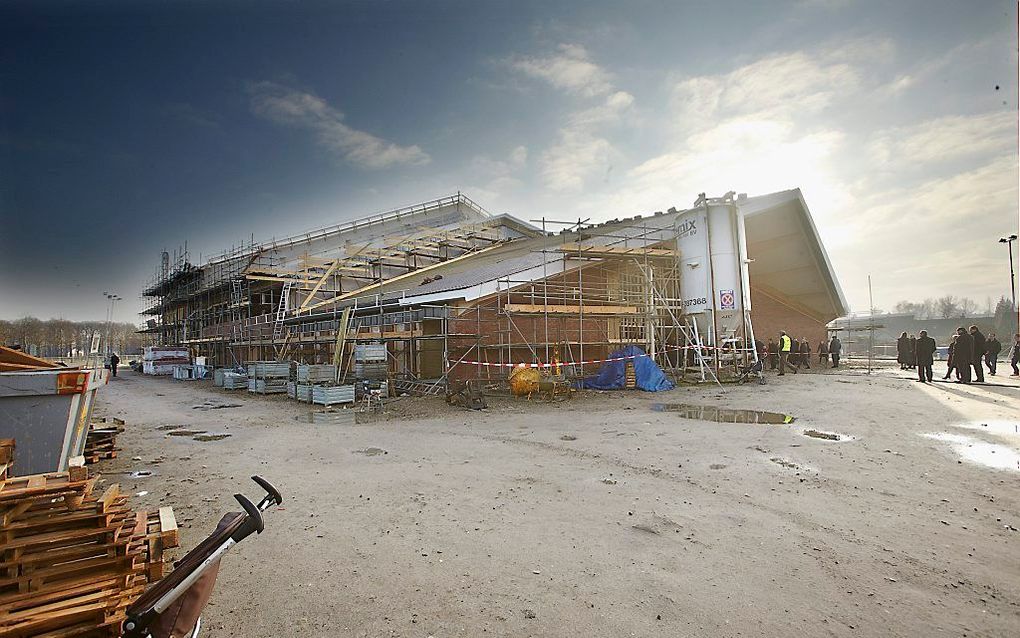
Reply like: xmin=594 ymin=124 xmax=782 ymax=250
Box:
xmin=311 ymin=384 xmax=355 ymax=406
xmin=354 ymin=344 xmax=387 ymax=362
xmin=0 ymin=368 xmax=109 ymax=475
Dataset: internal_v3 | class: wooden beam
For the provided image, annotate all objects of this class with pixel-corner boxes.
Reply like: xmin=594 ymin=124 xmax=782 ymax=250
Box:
xmin=298 ymin=244 xmax=504 ymax=314
xmin=504 ymin=303 xmax=639 ymax=315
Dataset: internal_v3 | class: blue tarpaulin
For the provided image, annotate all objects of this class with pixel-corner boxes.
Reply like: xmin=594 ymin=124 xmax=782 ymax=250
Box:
xmin=577 ymin=345 xmax=674 ymax=392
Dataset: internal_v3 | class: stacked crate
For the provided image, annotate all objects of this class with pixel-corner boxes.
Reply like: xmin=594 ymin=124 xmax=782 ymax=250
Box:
xmin=246 ymin=362 xmax=289 ymax=395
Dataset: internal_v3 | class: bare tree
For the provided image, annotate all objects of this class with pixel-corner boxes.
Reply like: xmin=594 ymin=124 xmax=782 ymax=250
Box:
xmin=936 ymin=295 xmax=960 ymax=319
xmin=958 ymin=297 xmax=979 ymax=318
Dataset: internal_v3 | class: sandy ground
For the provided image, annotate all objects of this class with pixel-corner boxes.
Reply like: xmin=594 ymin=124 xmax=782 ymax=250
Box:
xmin=89 ymin=363 xmax=1020 ymax=638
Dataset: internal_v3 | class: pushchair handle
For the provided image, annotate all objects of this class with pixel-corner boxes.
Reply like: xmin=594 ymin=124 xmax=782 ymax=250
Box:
xmin=229 ymin=493 xmax=264 ymax=542
xmin=251 ymin=475 xmax=283 ymax=511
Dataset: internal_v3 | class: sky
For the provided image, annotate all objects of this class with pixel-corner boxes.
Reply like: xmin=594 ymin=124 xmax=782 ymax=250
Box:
xmin=1 ymin=0 xmax=1018 ymax=324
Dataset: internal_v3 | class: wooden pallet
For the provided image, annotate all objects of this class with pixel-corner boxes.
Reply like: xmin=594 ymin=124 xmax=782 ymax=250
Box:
xmin=83 ymin=424 xmax=124 ymax=466
xmin=0 ymin=466 xmax=178 ymax=638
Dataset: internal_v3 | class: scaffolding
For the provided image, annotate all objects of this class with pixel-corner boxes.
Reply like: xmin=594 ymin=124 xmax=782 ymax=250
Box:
xmin=138 ymin=193 xmax=758 ymax=390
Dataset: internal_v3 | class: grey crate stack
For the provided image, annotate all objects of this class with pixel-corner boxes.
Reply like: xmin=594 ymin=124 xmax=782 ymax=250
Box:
xmin=312 ymin=384 xmax=356 ymax=406
xmin=296 ymin=364 xmax=336 ymax=384
xmin=354 ymin=344 xmax=388 ymax=380
xmin=222 ymin=371 xmax=248 ymax=390
xmin=247 ymin=361 xmax=289 ymax=394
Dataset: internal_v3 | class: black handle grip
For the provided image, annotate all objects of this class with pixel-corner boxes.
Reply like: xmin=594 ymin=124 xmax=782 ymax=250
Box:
xmin=230 ymin=493 xmax=264 ymax=542
xmin=251 ymin=475 xmax=283 ymax=509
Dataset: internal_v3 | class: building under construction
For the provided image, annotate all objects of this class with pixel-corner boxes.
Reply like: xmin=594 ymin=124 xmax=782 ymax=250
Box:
xmin=140 ymin=190 xmax=847 ymax=391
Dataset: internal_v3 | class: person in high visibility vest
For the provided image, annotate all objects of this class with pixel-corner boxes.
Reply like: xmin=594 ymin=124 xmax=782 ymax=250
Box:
xmin=778 ymin=331 xmax=798 ymax=376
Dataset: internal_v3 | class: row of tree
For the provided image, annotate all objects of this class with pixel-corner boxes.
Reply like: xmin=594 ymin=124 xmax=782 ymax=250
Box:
xmin=891 ymin=295 xmax=1013 ymax=320
xmin=891 ymin=296 xmax=1018 ymax=336
xmin=0 ymin=317 xmax=147 ymax=359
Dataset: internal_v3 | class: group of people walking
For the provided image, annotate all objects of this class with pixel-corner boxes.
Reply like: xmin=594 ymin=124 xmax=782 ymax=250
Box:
xmin=898 ymin=327 xmax=1020 ymax=384
xmin=764 ymin=332 xmax=842 ymax=376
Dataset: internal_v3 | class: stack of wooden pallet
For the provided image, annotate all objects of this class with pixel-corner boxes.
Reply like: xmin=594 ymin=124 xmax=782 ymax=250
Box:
xmin=0 ymin=466 xmax=178 ymax=637
xmin=83 ymin=419 xmax=124 ymax=465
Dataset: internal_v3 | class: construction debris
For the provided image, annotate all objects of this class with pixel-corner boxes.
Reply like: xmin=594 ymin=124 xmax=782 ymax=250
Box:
xmin=141 ymin=347 xmax=189 ymax=376
xmin=0 ymin=461 xmax=177 ymax=637
xmin=84 ymin=421 xmax=124 ymax=465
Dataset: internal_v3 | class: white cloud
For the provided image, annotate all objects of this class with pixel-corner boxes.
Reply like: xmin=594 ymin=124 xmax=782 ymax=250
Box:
xmin=670 ymin=50 xmax=861 ymax=130
xmin=869 ymin=111 xmax=1016 ymax=167
xmin=249 ymin=81 xmax=430 ymax=169
xmin=507 ymin=43 xmax=614 ymax=97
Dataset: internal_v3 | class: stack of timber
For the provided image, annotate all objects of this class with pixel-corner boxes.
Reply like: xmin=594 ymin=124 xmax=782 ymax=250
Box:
xmin=0 ymin=466 xmax=178 ymax=637
xmin=0 ymin=440 xmax=13 ymax=480
xmin=83 ymin=419 xmax=124 ymax=465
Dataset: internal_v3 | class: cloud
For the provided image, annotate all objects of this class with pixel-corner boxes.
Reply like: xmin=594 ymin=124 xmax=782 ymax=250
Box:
xmin=869 ymin=111 xmax=1017 ymax=168
xmin=540 ymin=90 xmax=635 ymax=191
xmin=669 ymin=50 xmax=861 ymax=130
xmin=248 ymin=81 xmax=430 ymax=169
xmin=507 ymin=43 xmax=614 ymax=97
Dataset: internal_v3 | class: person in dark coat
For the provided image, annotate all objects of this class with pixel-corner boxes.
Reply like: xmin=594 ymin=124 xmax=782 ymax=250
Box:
xmin=984 ymin=333 xmax=1001 ymax=376
xmin=109 ymin=352 xmax=120 ymax=377
xmin=817 ymin=339 xmax=829 ymax=365
xmin=914 ymin=330 xmax=936 ymax=383
xmin=943 ymin=335 xmax=957 ymax=380
xmin=968 ymin=325 xmax=985 ymax=383
xmin=896 ymin=332 xmax=910 ymax=369
xmin=908 ymin=335 xmax=917 ymax=369
xmin=829 ymin=335 xmax=842 ymax=368
xmin=790 ymin=337 xmax=800 ymax=367
xmin=799 ymin=340 xmax=811 ymax=369
xmin=767 ymin=339 xmax=778 ymax=370
xmin=954 ymin=327 xmax=974 ymax=383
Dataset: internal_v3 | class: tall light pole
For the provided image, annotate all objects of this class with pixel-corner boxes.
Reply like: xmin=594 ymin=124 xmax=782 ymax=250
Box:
xmin=102 ymin=292 xmax=121 ymax=356
xmin=1000 ymin=234 xmax=1018 ymax=333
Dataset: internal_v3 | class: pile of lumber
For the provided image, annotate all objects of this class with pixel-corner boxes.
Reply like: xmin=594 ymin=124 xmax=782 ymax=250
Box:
xmin=0 ymin=346 xmax=65 ymax=373
xmin=0 ymin=466 xmax=178 ymax=637
xmin=83 ymin=420 xmax=125 ymax=465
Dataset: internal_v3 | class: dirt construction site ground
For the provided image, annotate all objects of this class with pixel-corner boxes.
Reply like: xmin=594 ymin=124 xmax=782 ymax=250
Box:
xmin=90 ymin=363 xmax=1020 ymax=637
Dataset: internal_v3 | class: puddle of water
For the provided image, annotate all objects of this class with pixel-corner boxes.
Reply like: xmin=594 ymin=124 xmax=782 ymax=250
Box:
xmin=129 ymin=470 xmax=153 ymax=479
xmin=922 ymin=432 xmax=1020 ymax=472
xmin=167 ymin=429 xmax=207 ymax=436
xmin=354 ymin=447 xmax=388 ymax=456
xmin=157 ymin=425 xmax=184 ymax=431
xmin=560 ymin=434 xmax=577 ymax=441
xmin=651 ymin=404 xmax=795 ymax=424
xmin=193 ymin=403 xmax=243 ymax=411
xmin=297 ymin=411 xmax=360 ymax=425
xmin=193 ymin=433 xmax=232 ymax=442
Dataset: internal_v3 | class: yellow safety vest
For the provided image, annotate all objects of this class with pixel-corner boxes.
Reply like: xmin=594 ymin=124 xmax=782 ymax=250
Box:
xmin=780 ymin=335 xmax=791 ymax=352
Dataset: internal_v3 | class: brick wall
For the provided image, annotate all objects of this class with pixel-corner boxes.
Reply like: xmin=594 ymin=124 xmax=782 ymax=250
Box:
xmin=749 ymin=287 xmax=829 ymax=349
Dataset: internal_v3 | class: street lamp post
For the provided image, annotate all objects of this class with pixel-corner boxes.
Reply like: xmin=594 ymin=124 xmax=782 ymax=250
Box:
xmin=1000 ymin=234 xmax=1018 ymax=333
xmin=102 ymin=292 xmax=122 ymax=357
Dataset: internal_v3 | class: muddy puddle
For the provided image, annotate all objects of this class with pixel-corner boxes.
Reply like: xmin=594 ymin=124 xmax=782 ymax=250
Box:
xmin=157 ymin=425 xmax=184 ymax=431
xmin=652 ymin=403 xmax=795 ymax=424
xmin=166 ymin=429 xmax=207 ymax=437
xmin=801 ymin=429 xmax=853 ymax=442
xmin=192 ymin=402 xmax=243 ymax=411
xmin=297 ymin=411 xmax=361 ymax=425
xmin=922 ymin=432 xmax=1020 ymax=472
xmin=193 ymin=433 xmax=232 ymax=442
xmin=354 ymin=447 xmax=388 ymax=456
